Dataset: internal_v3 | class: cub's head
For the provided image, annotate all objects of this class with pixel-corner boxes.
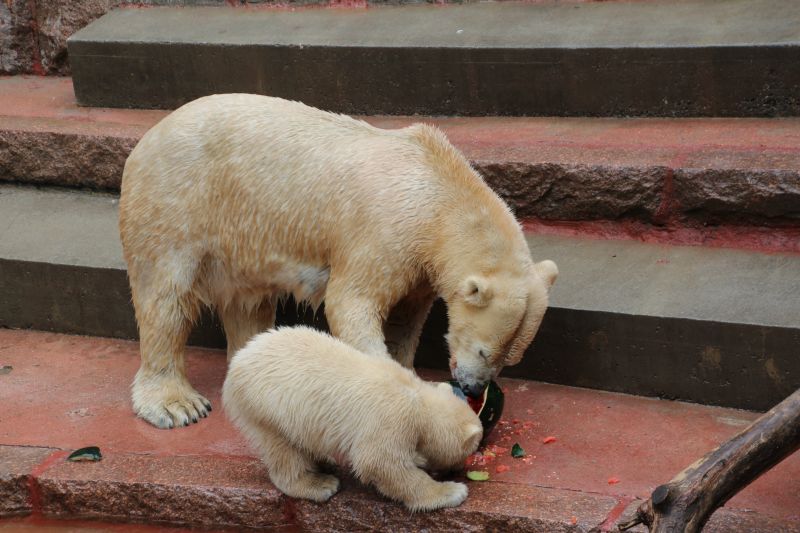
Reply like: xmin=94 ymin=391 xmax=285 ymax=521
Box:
xmin=416 ymin=382 xmax=483 ymax=470
xmin=446 ymin=259 xmax=558 ymax=398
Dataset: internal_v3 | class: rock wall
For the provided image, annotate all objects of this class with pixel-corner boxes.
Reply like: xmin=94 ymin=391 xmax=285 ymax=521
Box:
xmin=1 ymin=0 xmax=121 ymax=75
xmin=1 ymin=0 xmax=38 ymax=74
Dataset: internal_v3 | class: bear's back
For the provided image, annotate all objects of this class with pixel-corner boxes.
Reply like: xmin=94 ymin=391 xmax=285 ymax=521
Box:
xmin=224 ymin=327 xmax=422 ymax=455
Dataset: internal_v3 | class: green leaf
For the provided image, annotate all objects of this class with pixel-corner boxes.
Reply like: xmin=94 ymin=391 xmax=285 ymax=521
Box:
xmin=511 ymin=443 xmax=525 ymax=458
xmin=67 ymin=446 xmax=102 ymax=462
xmin=466 ymin=470 xmax=490 ymax=481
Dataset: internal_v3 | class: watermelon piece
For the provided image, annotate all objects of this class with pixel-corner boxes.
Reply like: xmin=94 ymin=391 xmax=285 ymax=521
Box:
xmin=466 ymin=470 xmax=490 ymax=481
xmin=466 ymin=395 xmax=484 ymax=413
xmin=448 ymin=380 xmax=505 ymax=436
xmin=67 ymin=446 xmax=102 ymax=462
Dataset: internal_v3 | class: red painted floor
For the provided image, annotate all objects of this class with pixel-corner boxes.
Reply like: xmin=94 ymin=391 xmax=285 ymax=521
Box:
xmin=1 ymin=329 xmax=798 ymax=522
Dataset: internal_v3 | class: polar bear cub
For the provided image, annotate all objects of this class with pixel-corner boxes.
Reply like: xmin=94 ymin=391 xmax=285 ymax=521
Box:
xmin=222 ymin=326 xmax=482 ymax=511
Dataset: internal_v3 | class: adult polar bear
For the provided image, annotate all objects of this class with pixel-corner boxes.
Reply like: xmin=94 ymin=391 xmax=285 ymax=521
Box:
xmin=120 ymin=94 xmax=558 ymax=429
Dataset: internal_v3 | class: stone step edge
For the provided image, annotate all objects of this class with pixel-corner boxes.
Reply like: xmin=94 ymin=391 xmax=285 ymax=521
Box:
xmin=3 ymin=255 xmax=800 ymax=412
xmin=3 ymin=115 xmax=800 ymax=228
xmin=1 ymin=445 xmax=795 ymax=532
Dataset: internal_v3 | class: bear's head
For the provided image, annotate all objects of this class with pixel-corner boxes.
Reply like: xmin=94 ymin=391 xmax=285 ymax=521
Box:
xmin=446 ymin=259 xmax=558 ymax=398
xmin=416 ymin=382 xmax=483 ymax=470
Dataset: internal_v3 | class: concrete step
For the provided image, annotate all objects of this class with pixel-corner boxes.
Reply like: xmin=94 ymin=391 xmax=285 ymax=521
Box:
xmin=67 ymin=0 xmax=800 ymax=116
xmin=1 ymin=330 xmax=798 ymax=531
xmin=3 ymin=77 xmax=800 ymax=235
xmin=5 ymin=0 xmax=496 ymax=76
xmin=2 ymin=184 xmax=799 ymax=411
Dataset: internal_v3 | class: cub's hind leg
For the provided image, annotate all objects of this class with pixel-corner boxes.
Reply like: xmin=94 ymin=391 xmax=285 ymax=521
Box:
xmin=353 ymin=448 xmax=467 ymax=511
xmin=244 ymin=420 xmax=340 ymax=502
xmin=129 ymin=259 xmax=211 ymax=429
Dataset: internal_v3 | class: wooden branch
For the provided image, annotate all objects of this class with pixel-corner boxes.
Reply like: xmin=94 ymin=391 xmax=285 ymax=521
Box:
xmin=620 ymin=387 xmax=800 ymax=533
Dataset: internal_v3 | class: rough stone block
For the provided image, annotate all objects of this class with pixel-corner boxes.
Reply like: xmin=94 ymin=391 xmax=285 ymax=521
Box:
xmin=476 ymin=162 xmax=665 ymax=220
xmin=0 ymin=445 xmax=56 ymax=517
xmin=294 ymin=478 xmax=618 ymax=532
xmin=674 ymin=168 xmax=800 ymax=222
xmin=0 ymin=0 xmax=35 ymax=74
xmin=0 ymin=124 xmax=138 ymax=190
xmin=38 ymin=454 xmax=289 ymax=528
xmin=36 ymin=0 xmax=120 ymax=75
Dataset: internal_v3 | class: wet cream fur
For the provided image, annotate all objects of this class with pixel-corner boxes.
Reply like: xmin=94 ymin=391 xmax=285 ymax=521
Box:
xmin=119 ymin=94 xmax=557 ymax=428
xmin=222 ymin=326 xmax=482 ymax=511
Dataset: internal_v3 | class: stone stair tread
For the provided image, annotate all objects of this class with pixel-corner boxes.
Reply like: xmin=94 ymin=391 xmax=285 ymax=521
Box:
xmin=1 ymin=329 xmax=798 ymax=531
xmin=530 ymin=233 xmax=800 ymax=329
xmin=0 ymin=187 xmax=122 ymax=270
xmin=65 ymin=1 xmax=800 ymax=115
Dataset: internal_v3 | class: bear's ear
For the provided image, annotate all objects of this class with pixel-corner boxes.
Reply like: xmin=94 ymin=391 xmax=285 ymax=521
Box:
xmin=437 ymin=382 xmax=453 ymax=393
xmin=461 ymin=276 xmax=493 ymax=307
xmin=534 ymin=260 xmax=558 ymax=289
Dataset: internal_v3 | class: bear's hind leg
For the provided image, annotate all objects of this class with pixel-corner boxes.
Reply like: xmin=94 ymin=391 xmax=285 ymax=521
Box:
xmin=131 ymin=271 xmax=211 ymax=429
xmin=220 ymin=300 xmax=276 ymax=361
xmin=354 ymin=450 xmax=468 ymax=511
xmin=247 ymin=422 xmax=340 ymax=502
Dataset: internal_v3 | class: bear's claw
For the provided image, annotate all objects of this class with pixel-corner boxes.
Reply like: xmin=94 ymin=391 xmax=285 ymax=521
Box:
xmin=132 ymin=372 xmax=212 ymax=429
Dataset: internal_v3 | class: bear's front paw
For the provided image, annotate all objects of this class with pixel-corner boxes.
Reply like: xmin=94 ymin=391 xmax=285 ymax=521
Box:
xmin=309 ymin=473 xmax=341 ymax=502
xmin=277 ymin=472 xmax=340 ymax=502
xmin=409 ymin=481 xmax=468 ymax=512
xmin=132 ymin=372 xmax=212 ymax=429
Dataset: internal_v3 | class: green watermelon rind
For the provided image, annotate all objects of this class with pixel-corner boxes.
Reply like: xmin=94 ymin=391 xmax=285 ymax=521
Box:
xmin=448 ymin=380 xmax=505 ymax=436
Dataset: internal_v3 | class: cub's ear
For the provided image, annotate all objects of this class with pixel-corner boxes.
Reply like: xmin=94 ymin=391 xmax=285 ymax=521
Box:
xmin=437 ymin=382 xmax=453 ymax=393
xmin=534 ymin=260 xmax=558 ymax=289
xmin=461 ymin=276 xmax=493 ymax=307
xmin=464 ymin=423 xmax=483 ymax=443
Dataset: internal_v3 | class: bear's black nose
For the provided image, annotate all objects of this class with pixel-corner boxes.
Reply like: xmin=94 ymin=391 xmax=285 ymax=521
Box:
xmin=461 ymin=382 xmax=487 ymax=399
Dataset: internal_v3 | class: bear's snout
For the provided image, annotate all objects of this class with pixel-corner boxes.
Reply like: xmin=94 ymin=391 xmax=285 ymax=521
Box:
xmin=460 ymin=381 xmax=488 ymax=399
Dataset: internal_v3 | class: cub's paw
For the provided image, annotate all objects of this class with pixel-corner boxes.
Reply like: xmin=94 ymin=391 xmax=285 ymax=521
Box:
xmin=279 ymin=473 xmax=340 ymax=502
xmin=132 ymin=372 xmax=212 ymax=429
xmin=410 ymin=481 xmax=468 ymax=512
xmin=308 ymin=473 xmax=341 ymax=502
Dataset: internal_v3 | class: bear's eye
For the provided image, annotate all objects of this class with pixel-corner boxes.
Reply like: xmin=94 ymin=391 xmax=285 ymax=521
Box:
xmin=479 ymin=349 xmax=488 ymax=360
